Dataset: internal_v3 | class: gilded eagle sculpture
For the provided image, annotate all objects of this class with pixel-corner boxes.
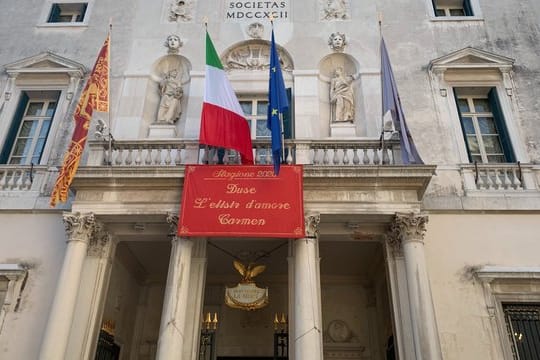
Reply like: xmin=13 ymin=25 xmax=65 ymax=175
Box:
xmin=233 ymin=260 xmax=266 ymax=284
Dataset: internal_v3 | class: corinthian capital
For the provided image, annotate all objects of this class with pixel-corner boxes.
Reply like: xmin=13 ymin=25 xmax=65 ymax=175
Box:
xmin=305 ymin=213 xmax=321 ymax=239
xmin=166 ymin=212 xmax=179 ymax=237
xmin=391 ymin=212 xmax=428 ymax=244
xmin=88 ymin=221 xmax=113 ymax=257
xmin=63 ymin=212 xmax=96 ymax=243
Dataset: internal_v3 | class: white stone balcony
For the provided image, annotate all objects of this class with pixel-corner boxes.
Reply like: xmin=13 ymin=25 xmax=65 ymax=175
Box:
xmin=460 ymin=162 xmax=539 ymax=193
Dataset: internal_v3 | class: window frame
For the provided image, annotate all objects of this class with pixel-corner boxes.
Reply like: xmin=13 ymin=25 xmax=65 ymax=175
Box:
xmin=38 ymin=0 xmax=93 ymax=28
xmin=475 ymin=267 xmax=540 ymax=360
xmin=427 ymin=0 xmax=483 ymax=21
xmin=0 ymin=264 xmax=27 ymax=334
xmin=4 ymin=93 xmax=60 ymax=165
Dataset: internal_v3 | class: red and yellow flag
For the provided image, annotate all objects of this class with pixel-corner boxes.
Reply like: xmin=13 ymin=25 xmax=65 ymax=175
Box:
xmin=50 ymin=34 xmax=110 ymax=207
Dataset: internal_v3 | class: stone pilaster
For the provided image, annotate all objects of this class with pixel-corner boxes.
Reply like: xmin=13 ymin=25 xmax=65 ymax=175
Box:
xmin=293 ymin=213 xmax=323 ymax=360
xmin=390 ymin=213 xmax=442 ymax=360
xmin=39 ymin=212 xmax=96 ymax=360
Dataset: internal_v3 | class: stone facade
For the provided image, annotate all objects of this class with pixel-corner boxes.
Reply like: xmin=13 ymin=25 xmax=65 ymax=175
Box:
xmin=0 ymin=0 xmax=539 ymax=359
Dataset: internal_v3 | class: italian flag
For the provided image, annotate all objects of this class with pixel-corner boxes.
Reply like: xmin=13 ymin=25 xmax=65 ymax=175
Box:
xmin=199 ymin=31 xmax=254 ymax=164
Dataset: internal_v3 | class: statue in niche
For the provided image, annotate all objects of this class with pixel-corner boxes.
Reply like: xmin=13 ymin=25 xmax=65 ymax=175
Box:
xmin=164 ymin=34 xmax=183 ymax=54
xmin=321 ymin=0 xmax=349 ymax=20
xmin=169 ymin=0 xmax=193 ymax=22
xmin=157 ymin=69 xmax=183 ymax=124
xmin=330 ymin=66 xmax=356 ymax=123
xmin=328 ymin=32 xmax=347 ymax=52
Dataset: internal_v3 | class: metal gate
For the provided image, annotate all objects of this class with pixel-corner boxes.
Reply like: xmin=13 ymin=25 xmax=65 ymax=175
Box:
xmin=504 ymin=303 xmax=540 ymax=360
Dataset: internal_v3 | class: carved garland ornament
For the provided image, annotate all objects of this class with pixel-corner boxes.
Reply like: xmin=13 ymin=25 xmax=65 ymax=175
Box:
xmin=166 ymin=212 xmax=179 ymax=237
xmin=305 ymin=213 xmax=321 ymax=239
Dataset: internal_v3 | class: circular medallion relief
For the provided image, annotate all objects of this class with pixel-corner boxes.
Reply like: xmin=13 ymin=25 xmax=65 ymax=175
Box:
xmin=327 ymin=319 xmax=351 ymax=343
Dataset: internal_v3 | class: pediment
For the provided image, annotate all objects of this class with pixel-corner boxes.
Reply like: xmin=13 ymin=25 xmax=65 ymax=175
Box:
xmin=4 ymin=51 xmax=85 ymax=77
xmin=429 ymin=47 xmax=514 ymax=72
xmin=220 ymin=39 xmax=294 ymax=72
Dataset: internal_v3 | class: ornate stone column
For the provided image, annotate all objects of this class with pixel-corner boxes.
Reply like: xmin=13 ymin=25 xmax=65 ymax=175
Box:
xmin=293 ymin=213 xmax=323 ymax=360
xmin=390 ymin=213 xmax=442 ymax=360
xmin=156 ymin=213 xmax=194 ymax=360
xmin=39 ymin=212 xmax=96 ymax=360
xmin=66 ymin=221 xmax=116 ymax=359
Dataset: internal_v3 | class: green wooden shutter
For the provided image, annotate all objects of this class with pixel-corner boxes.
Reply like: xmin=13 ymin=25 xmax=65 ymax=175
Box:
xmin=463 ymin=0 xmax=473 ymax=16
xmin=76 ymin=3 xmax=88 ymax=22
xmin=453 ymin=88 xmax=473 ymax=163
xmin=488 ymin=88 xmax=515 ymax=162
xmin=0 ymin=93 xmax=29 ymax=163
xmin=283 ymin=88 xmax=292 ymax=139
xmin=432 ymin=0 xmax=439 ymax=16
xmin=48 ymin=4 xmax=61 ymax=22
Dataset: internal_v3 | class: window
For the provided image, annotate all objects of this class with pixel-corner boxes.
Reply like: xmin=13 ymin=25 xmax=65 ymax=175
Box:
xmin=0 ymin=265 xmax=27 ymax=333
xmin=503 ymin=304 xmax=540 ymax=359
xmin=47 ymin=3 xmax=88 ymax=23
xmin=0 ymin=91 xmax=60 ymax=165
xmin=432 ymin=0 xmax=473 ymax=16
xmin=454 ymin=87 xmax=514 ymax=163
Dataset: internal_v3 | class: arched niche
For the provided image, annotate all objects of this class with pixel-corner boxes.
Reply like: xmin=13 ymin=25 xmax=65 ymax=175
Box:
xmin=318 ymin=53 xmax=367 ymax=137
xmin=141 ymin=54 xmax=192 ymax=137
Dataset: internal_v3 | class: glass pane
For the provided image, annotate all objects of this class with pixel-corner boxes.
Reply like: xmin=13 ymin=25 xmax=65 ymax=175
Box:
xmin=39 ymin=120 xmax=52 ymax=137
xmin=457 ymin=99 xmax=470 ymax=113
xmin=478 ymin=117 xmax=497 ymax=134
xmin=487 ymin=155 xmax=506 ymax=163
xmin=473 ymin=98 xmax=491 ymax=113
xmin=461 ymin=117 xmax=474 ymax=134
xmin=467 ymin=136 xmax=479 ymax=153
xmin=18 ymin=120 xmax=37 ymax=137
xmin=240 ymin=101 xmax=252 ymax=115
xmin=435 ymin=9 xmax=445 ymax=16
xmin=257 ymin=101 xmax=268 ymax=115
xmin=482 ymin=135 xmax=503 ymax=153
xmin=33 ymin=138 xmax=46 ymax=159
xmin=449 ymin=8 xmax=465 ymax=16
xmin=26 ymin=102 xmax=44 ymax=116
xmin=256 ymin=120 xmax=271 ymax=137
xmin=471 ymin=155 xmax=483 ymax=163
xmin=11 ymin=139 xmax=30 ymax=156
xmin=9 ymin=156 xmax=24 ymax=165
xmin=57 ymin=15 xmax=74 ymax=22
xmin=46 ymin=102 xmax=57 ymax=117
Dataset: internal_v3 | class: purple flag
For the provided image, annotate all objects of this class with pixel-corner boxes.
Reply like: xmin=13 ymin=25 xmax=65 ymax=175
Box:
xmin=381 ymin=38 xmax=423 ymax=164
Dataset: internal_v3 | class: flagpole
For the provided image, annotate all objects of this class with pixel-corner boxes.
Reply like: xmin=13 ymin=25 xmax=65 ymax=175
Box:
xmin=108 ymin=19 xmax=113 ymax=166
xmin=270 ymin=18 xmax=286 ymax=165
xmin=378 ymin=12 xmax=385 ymax=157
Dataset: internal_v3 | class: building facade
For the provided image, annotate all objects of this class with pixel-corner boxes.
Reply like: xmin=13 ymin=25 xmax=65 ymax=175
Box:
xmin=0 ymin=0 xmax=539 ymax=359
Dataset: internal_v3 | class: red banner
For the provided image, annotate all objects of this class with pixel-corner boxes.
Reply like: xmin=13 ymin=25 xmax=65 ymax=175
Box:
xmin=179 ymin=165 xmax=305 ymax=238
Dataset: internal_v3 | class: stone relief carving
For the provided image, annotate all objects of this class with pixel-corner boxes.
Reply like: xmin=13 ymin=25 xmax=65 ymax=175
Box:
xmin=330 ymin=66 xmax=355 ymax=123
xmin=320 ymin=0 xmax=350 ymax=21
xmin=88 ymin=221 xmax=112 ymax=257
xmin=164 ymin=34 xmax=183 ymax=54
xmin=305 ymin=213 xmax=321 ymax=238
xmin=166 ymin=212 xmax=179 ymax=237
xmin=222 ymin=42 xmax=293 ymax=71
xmin=390 ymin=212 xmax=429 ymax=244
xmin=246 ymin=22 xmax=264 ymax=39
xmin=328 ymin=32 xmax=347 ymax=52
xmin=168 ymin=0 xmax=194 ymax=22
xmin=157 ymin=68 xmax=184 ymax=124
xmin=63 ymin=212 xmax=96 ymax=242
xmin=325 ymin=319 xmax=359 ymax=343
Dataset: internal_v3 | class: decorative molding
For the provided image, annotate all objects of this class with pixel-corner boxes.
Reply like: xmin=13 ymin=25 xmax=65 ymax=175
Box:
xmin=319 ymin=0 xmax=350 ymax=21
xmin=88 ymin=221 xmax=112 ymax=257
xmin=166 ymin=212 xmax=179 ymax=237
xmin=305 ymin=213 xmax=321 ymax=239
xmin=62 ymin=212 xmax=96 ymax=243
xmin=4 ymin=51 xmax=86 ymax=78
xmin=246 ymin=22 xmax=264 ymax=39
xmin=168 ymin=0 xmax=194 ymax=22
xmin=328 ymin=32 xmax=347 ymax=52
xmin=390 ymin=212 xmax=428 ymax=244
xmin=221 ymin=40 xmax=293 ymax=72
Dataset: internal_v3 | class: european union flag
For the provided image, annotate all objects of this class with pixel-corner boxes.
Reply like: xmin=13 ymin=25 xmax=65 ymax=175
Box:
xmin=267 ymin=28 xmax=289 ymax=175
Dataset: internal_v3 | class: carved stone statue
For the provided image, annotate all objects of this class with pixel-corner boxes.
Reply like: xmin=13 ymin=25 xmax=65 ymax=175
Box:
xmin=321 ymin=0 xmax=349 ymax=20
xmin=330 ymin=67 xmax=355 ymax=123
xmin=328 ymin=32 xmax=347 ymax=52
xmin=164 ymin=34 xmax=182 ymax=54
xmin=157 ymin=69 xmax=183 ymax=124
xmin=169 ymin=0 xmax=193 ymax=22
